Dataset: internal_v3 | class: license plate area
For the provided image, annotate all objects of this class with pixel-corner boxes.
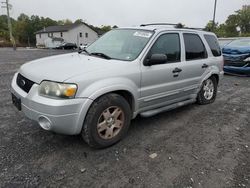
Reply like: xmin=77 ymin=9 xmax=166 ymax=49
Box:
xmin=11 ymin=93 xmax=21 ymax=111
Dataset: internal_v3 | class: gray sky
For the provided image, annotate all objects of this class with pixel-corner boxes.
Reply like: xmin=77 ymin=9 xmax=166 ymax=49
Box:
xmin=3 ymin=0 xmax=250 ymax=27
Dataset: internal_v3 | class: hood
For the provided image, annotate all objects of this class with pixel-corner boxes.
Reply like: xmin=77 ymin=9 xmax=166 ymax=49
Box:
xmin=19 ymin=53 xmax=121 ymax=83
xmin=222 ymin=46 xmax=250 ymax=55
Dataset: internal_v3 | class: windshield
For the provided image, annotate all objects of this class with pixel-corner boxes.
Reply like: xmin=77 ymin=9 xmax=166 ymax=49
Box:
xmin=86 ymin=29 xmax=154 ymax=61
xmin=227 ymin=39 xmax=250 ymax=47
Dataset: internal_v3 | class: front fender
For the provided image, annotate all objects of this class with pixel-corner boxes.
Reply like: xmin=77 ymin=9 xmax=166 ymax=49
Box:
xmin=73 ymin=78 xmax=139 ymax=134
xmin=78 ymin=77 xmax=139 ymax=111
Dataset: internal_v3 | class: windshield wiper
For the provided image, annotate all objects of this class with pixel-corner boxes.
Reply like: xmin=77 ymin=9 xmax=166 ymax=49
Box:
xmin=90 ymin=52 xmax=112 ymax=60
xmin=78 ymin=48 xmax=90 ymax=55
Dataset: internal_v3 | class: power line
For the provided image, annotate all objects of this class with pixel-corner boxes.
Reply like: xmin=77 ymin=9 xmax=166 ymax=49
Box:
xmin=1 ymin=0 xmax=16 ymax=50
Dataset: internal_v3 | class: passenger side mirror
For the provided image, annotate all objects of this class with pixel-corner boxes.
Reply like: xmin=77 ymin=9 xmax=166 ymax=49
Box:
xmin=144 ymin=54 xmax=167 ymax=66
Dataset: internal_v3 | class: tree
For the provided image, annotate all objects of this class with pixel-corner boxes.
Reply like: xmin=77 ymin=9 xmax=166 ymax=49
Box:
xmin=0 ymin=15 xmax=10 ymax=40
xmin=236 ymin=5 xmax=250 ymax=34
xmin=74 ymin=19 xmax=83 ymax=24
xmin=100 ymin=25 xmax=112 ymax=32
xmin=205 ymin=20 xmax=218 ymax=32
xmin=224 ymin=14 xmax=239 ymax=37
xmin=58 ymin=19 xmax=72 ymax=25
xmin=205 ymin=5 xmax=250 ymax=37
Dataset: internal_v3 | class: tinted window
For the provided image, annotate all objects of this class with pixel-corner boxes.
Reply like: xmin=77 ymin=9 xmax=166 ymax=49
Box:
xmin=148 ymin=33 xmax=181 ymax=63
xmin=204 ymin=35 xmax=221 ymax=56
xmin=184 ymin=33 xmax=207 ymax=60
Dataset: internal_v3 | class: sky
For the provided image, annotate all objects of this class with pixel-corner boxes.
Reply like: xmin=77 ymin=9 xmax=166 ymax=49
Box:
xmin=1 ymin=0 xmax=249 ymax=28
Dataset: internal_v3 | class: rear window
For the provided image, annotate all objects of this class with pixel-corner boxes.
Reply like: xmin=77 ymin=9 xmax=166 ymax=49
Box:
xmin=183 ymin=33 xmax=207 ymax=61
xmin=204 ymin=35 xmax=221 ymax=57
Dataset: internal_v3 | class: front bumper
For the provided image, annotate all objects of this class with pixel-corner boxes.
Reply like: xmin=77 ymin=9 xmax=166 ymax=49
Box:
xmin=11 ymin=73 xmax=93 ymax=135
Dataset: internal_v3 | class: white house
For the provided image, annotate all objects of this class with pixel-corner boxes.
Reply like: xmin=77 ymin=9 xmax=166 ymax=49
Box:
xmin=35 ymin=22 xmax=99 ymax=48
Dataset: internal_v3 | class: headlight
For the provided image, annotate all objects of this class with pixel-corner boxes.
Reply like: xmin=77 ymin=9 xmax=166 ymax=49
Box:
xmin=39 ymin=81 xmax=77 ymax=99
xmin=243 ymin=57 xmax=250 ymax=62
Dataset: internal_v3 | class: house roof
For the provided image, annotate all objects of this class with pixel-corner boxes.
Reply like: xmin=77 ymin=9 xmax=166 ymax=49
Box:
xmin=35 ymin=22 xmax=98 ymax=34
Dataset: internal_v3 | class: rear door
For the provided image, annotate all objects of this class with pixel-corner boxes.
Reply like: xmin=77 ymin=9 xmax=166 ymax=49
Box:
xmin=179 ymin=32 xmax=210 ymax=89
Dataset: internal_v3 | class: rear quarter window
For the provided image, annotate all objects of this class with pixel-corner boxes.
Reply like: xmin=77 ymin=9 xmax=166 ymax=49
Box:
xmin=204 ymin=35 xmax=221 ymax=57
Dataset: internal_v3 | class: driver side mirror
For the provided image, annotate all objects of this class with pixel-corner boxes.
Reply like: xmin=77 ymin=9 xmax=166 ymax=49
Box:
xmin=144 ymin=54 xmax=167 ymax=66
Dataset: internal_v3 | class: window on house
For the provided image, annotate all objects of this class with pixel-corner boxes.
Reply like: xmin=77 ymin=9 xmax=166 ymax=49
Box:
xmin=48 ymin=33 xmax=50 ymax=37
xmin=60 ymin=32 xmax=63 ymax=37
xmin=85 ymin=33 xmax=88 ymax=38
xmin=39 ymin=34 xmax=41 ymax=38
xmin=80 ymin=32 xmax=82 ymax=38
xmin=51 ymin=33 xmax=53 ymax=37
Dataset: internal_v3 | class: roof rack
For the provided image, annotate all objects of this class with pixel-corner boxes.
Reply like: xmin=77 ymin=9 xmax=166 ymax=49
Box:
xmin=140 ymin=23 xmax=184 ymax=28
xmin=140 ymin=23 xmax=205 ymax=31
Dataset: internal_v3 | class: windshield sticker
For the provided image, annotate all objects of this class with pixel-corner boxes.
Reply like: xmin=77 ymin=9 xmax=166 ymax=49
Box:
xmin=133 ymin=31 xmax=152 ymax=38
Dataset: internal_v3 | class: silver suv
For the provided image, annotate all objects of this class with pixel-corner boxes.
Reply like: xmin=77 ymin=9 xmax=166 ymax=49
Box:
xmin=11 ymin=24 xmax=224 ymax=148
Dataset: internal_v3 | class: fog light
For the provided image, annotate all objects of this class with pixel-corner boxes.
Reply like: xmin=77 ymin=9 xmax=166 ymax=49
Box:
xmin=38 ymin=116 xmax=52 ymax=130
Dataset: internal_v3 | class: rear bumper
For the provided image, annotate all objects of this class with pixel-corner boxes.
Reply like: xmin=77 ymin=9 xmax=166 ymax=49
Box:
xmin=11 ymin=73 xmax=93 ymax=135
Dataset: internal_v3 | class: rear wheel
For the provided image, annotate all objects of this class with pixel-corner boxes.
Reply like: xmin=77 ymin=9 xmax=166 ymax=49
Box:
xmin=81 ymin=93 xmax=131 ymax=148
xmin=197 ymin=76 xmax=218 ymax=105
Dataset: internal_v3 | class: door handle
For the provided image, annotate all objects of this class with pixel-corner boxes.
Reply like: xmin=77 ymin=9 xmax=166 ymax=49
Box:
xmin=202 ymin=64 xmax=209 ymax=68
xmin=172 ymin=67 xmax=182 ymax=73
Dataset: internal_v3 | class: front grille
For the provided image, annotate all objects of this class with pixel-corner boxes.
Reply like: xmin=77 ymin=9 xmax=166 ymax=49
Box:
xmin=16 ymin=73 xmax=35 ymax=93
xmin=224 ymin=60 xmax=248 ymax=67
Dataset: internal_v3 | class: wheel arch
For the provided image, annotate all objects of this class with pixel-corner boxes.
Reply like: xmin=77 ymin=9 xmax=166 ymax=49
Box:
xmin=75 ymin=81 xmax=139 ymax=134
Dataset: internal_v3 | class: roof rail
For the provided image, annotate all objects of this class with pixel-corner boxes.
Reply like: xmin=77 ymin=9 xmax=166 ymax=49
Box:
xmin=140 ymin=23 xmax=205 ymax=31
xmin=140 ymin=23 xmax=184 ymax=28
xmin=185 ymin=27 xmax=205 ymax=31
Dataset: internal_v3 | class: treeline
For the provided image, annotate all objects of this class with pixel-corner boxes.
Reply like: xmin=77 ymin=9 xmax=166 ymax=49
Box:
xmin=205 ymin=5 xmax=250 ymax=37
xmin=0 ymin=14 xmax=117 ymax=46
xmin=0 ymin=5 xmax=249 ymax=46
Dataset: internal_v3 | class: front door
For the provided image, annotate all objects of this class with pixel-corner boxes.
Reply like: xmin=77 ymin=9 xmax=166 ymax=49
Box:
xmin=140 ymin=32 xmax=188 ymax=110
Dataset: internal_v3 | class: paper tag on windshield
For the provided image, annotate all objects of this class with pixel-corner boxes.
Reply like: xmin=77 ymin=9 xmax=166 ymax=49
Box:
xmin=133 ymin=31 xmax=152 ymax=38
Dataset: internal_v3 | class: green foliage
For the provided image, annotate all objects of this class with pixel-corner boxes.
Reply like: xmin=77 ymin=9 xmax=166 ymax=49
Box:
xmin=1 ymin=13 xmax=58 ymax=45
xmin=0 ymin=15 xmax=16 ymax=40
xmin=58 ymin=19 xmax=73 ymax=25
xmin=100 ymin=25 xmax=112 ymax=32
xmin=74 ymin=19 xmax=84 ymax=24
xmin=205 ymin=5 xmax=250 ymax=37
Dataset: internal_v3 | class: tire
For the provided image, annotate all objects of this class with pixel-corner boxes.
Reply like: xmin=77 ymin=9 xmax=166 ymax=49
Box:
xmin=81 ymin=93 xmax=131 ymax=148
xmin=197 ymin=76 xmax=218 ymax=105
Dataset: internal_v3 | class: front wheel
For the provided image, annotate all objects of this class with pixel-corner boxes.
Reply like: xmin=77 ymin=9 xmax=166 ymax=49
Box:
xmin=197 ymin=76 xmax=218 ymax=105
xmin=81 ymin=93 xmax=131 ymax=148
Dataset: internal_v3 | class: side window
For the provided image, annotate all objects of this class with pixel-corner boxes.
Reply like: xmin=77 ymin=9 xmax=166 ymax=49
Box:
xmin=204 ymin=34 xmax=221 ymax=57
xmin=148 ymin=33 xmax=181 ymax=63
xmin=183 ymin=33 xmax=207 ymax=60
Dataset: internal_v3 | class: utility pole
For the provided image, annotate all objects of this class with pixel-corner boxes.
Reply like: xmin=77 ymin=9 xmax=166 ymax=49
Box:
xmin=1 ymin=0 xmax=16 ymax=50
xmin=212 ymin=0 xmax=218 ymax=32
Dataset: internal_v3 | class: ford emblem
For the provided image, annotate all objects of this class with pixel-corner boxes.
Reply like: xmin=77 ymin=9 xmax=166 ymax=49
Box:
xmin=20 ymin=79 xmax=26 ymax=86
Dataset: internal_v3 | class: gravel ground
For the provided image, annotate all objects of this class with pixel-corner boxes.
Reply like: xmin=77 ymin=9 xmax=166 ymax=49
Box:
xmin=0 ymin=48 xmax=249 ymax=188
